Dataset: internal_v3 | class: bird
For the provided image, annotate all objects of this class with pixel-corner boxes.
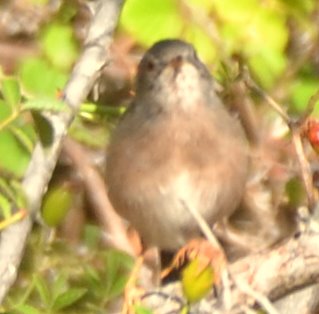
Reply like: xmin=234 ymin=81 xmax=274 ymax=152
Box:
xmin=105 ymin=39 xmax=249 ymax=262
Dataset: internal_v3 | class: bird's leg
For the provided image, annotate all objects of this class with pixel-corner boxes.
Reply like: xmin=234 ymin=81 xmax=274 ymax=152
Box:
xmin=122 ymin=247 xmax=161 ymax=314
xmin=161 ymin=238 xmax=227 ymax=284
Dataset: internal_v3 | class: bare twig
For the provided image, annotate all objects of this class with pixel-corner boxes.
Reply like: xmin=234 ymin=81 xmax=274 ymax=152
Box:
xmin=243 ymin=68 xmax=290 ymax=123
xmin=0 ymin=0 xmax=125 ymax=303
xmin=291 ymin=126 xmax=316 ymax=209
xmin=243 ymin=68 xmax=317 ymax=210
xmin=62 ymin=137 xmax=136 ymax=256
xmin=180 ymin=200 xmax=221 ymax=250
xmin=234 ymin=279 xmax=279 ymax=314
xmin=228 ymin=79 xmax=261 ymax=146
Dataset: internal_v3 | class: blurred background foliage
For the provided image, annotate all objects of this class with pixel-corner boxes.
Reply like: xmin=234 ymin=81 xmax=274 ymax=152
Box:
xmin=0 ymin=0 xmax=319 ymax=313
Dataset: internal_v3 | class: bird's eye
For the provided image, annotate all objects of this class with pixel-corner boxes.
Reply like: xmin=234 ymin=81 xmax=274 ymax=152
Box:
xmin=175 ymin=55 xmax=183 ymax=64
xmin=145 ymin=60 xmax=155 ymax=71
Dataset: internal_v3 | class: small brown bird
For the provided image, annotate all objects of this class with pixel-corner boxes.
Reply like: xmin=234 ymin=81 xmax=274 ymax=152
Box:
xmin=106 ymin=39 xmax=249 ymax=255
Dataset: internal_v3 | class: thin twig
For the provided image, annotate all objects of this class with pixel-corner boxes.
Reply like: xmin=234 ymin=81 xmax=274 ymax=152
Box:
xmin=243 ymin=68 xmax=316 ymax=210
xmin=243 ymin=67 xmax=290 ymax=123
xmin=234 ymin=279 xmax=280 ymax=314
xmin=180 ymin=200 xmax=234 ymax=310
xmin=291 ymin=126 xmax=316 ymax=210
xmin=62 ymin=137 xmax=136 ymax=256
xmin=180 ymin=200 xmax=221 ymax=250
xmin=180 ymin=200 xmax=280 ymax=313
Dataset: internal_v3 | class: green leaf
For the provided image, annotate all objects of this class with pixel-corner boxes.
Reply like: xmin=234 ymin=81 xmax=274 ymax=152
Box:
xmin=291 ymin=78 xmax=319 ymax=114
xmin=213 ymin=0 xmax=288 ymax=87
xmin=121 ymin=0 xmax=183 ymax=46
xmin=0 ymin=192 xmax=11 ymax=219
xmin=31 ymin=111 xmax=54 ymax=147
xmin=184 ymin=24 xmax=217 ymax=64
xmin=52 ymin=288 xmax=87 ymax=311
xmin=8 ymin=125 xmax=34 ymax=154
xmin=0 ymin=178 xmax=16 ymax=204
xmin=249 ymin=48 xmax=287 ymax=88
xmin=1 ymin=78 xmax=21 ymax=110
xmin=0 ymin=179 xmax=27 ymax=222
xmin=85 ymin=265 xmax=101 ymax=283
xmin=279 ymin=0 xmax=315 ymax=15
xmin=58 ymin=2 xmax=78 ymax=23
xmin=187 ymin=0 xmax=214 ymax=11
xmin=9 ymin=180 xmax=27 ymax=210
xmin=102 ymin=250 xmax=133 ymax=300
xmin=0 ymin=99 xmax=13 ymax=121
xmin=286 ymin=177 xmax=305 ymax=207
xmin=41 ymin=23 xmax=79 ymax=70
xmin=181 ymin=257 xmax=215 ymax=304
xmin=19 ymin=58 xmax=67 ymax=96
xmin=0 ymin=130 xmax=31 ymax=177
xmin=0 ymin=178 xmax=27 ymax=218
xmin=41 ymin=185 xmax=74 ymax=227
xmin=51 ymin=273 xmax=68 ymax=302
xmin=33 ymin=274 xmax=51 ymax=307
xmin=13 ymin=304 xmax=42 ymax=314
xmin=134 ymin=305 xmax=154 ymax=314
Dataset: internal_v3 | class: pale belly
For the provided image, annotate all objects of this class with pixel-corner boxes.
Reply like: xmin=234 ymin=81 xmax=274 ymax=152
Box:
xmin=112 ymin=171 xmax=240 ymax=251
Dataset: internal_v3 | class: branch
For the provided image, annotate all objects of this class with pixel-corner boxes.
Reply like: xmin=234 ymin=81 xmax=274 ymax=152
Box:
xmin=0 ymin=0 xmax=125 ymax=303
xmin=232 ymin=231 xmax=319 ymax=301
xmin=142 ymin=230 xmax=319 ymax=313
xmin=62 ymin=137 xmax=136 ymax=256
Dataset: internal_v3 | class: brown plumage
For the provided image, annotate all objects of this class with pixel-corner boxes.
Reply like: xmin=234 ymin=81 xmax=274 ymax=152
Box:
xmin=106 ymin=39 xmax=249 ymax=251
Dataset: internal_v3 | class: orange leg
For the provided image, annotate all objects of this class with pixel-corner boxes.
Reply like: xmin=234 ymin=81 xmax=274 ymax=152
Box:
xmin=161 ymin=238 xmax=227 ymax=285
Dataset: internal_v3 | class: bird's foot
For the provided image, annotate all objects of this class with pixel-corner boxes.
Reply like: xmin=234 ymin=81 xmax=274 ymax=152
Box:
xmin=161 ymin=238 xmax=226 ymax=284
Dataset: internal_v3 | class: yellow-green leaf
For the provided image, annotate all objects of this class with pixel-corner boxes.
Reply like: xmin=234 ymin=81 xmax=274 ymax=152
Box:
xmin=121 ymin=0 xmax=183 ymax=46
xmin=41 ymin=185 xmax=74 ymax=227
xmin=1 ymin=77 xmax=21 ymax=110
xmin=41 ymin=23 xmax=79 ymax=70
xmin=181 ymin=257 xmax=215 ymax=304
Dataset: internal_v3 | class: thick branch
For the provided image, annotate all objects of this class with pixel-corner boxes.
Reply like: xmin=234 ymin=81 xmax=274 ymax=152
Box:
xmin=0 ymin=0 xmax=125 ymax=303
xmin=143 ymin=230 xmax=319 ymax=313
xmin=232 ymin=231 xmax=319 ymax=301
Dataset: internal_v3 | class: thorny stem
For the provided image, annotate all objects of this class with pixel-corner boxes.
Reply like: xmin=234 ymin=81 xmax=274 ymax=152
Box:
xmin=290 ymin=123 xmax=316 ymax=210
xmin=243 ymin=68 xmax=318 ymax=212
xmin=242 ymin=68 xmax=290 ymax=123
